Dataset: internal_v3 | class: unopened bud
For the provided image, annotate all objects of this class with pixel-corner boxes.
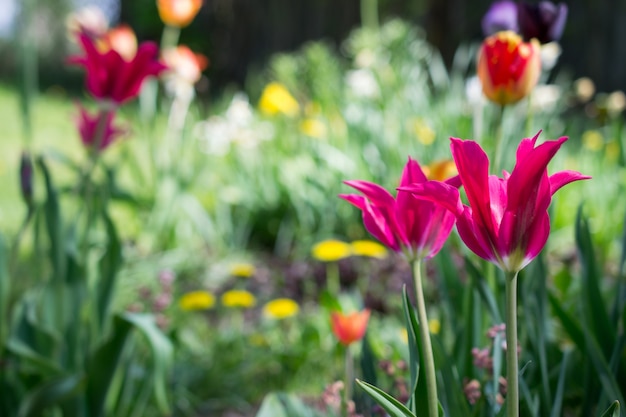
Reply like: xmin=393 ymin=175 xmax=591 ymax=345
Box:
xmin=19 ymin=152 xmax=34 ymax=207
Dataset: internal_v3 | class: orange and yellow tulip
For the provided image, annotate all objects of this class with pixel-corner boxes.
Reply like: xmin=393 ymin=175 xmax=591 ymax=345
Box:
xmin=157 ymin=0 xmax=202 ymax=28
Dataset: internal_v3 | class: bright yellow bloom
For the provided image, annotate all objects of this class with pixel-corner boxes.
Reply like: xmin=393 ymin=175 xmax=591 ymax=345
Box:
xmin=258 ymin=82 xmax=299 ymax=117
xmin=178 ymin=290 xmax=215 ymax=311
xmin=299 ymin=118 xmax=326 ymax=138
xmin=263 ymin=298 xmax=300 ymax=319
xmin=582 ymin=130 xmax=604 ymax=152
xmin=312 ymin=239 xmax=352 ymax=262
xmin=157 ymin=0 xmax=202 ymax=28
xmin=350 ymin=240 xmax=387 ymax=259
xmin=428 ymin=319 xmax=441 ymax=335
xmin=230 ymin=263 xmax=256 ymax=278
xmin=221 ymin=289 xmax=256 ymax=308
xmin=409 ymin=118 xmax=436 ymax=146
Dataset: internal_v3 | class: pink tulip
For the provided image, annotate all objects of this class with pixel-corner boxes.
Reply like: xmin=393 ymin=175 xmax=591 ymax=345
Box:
xmin=76 ymin=105 xmax=126 ymax=151
xmin=69 ymin=33 xmax=167 ymax=105
xmin=402 ymin=132 xmax=590 ymax=272
xmin=339 ymin=158 xmax=461 ymax=261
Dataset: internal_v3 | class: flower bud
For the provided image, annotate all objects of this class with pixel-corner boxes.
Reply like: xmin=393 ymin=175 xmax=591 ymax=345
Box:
xmin=477 ymin=31 xmax=541 ymax=105
xmin=19 ymin=152 xmax=34 ymax=207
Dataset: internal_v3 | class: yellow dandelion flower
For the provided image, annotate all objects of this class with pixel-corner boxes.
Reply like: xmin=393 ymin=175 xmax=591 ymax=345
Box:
xmin=299 ymin=118 xmax=327 ymax=139
xmin=221 ymin=289 xmax=257 ymax=308
xmin=179 ymin=290 xmax=216 ymax=311
xmin=312 ymin=239 xmax=352 ymax=262
xmin=263 ymin=298 xmax=300 ymax=319
xmin=258 ymin=82 xmax=299 ymax=117
xmin=409 ymin=118 xmax=436 ymax=146
xmin=582 ymin=130 xmax=604 ymax=152
xmin=429 ymin=318 xmax=441 ymax=335
xmin=350 ymin=240 xmax=387 ymax=259
xmin=230 ymin=263 xmax=256 ymax=278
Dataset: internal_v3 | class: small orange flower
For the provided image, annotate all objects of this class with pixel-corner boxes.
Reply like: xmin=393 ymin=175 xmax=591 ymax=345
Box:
xmin=161 ymin=45 xmax=208 ymax=84
xmin=477 ymin=31 xmax=541 ymax=105
xmin=99 ymin=24 xmax=137 ymax=61
xmin=423 ymin=160 xmax=458 ymax=182
xmin=331 ymin=309 xmax=370 ymax=346
xmin=157 ymin=0 xmax=202 ymax=28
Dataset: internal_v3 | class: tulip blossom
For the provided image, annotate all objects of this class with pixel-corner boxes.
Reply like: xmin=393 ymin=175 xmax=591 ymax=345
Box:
xmin=518 ymin=1 xmax=568 ymax=44
xmin=99 ymin=24 xmax=138 ymax=61
xmin=69 ymin=33 xmax=167 ymax=105
xmin=76 ymin=105 xmax=126 ymax=151
xmin=477 ymin=31 xmax=541 ymax=106
xmin=482 ymin=0 xmax=519 ymax=37
xmin=402 ymin=133 xmax=590 ymax=273
xmin=331 ymin=310 xmax=370 ymax=346
xmin=161 ymin=45 xmax=208 ymax=85
xmin=339 ymin=158 xmax=461 ymax=261
xmin=157 ymin=0 xmax=203 ymax=28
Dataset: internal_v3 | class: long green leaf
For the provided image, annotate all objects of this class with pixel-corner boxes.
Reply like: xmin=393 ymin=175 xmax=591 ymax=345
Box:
xmin=17 ymin=373 xmax=84 ymax=417
xmin=96 ymin=210 xmax=122 ymax=331
xmin=465 ymin=257 xmax=502 ymax=322
xmin=402 ymin=286 xmax=428 ymax=415
xmin=36 ymin=156 xmax=64 ymax=284
xmin=121 ymin=312 xmax=173 ymax=415
xmin=576 ymin=206 xmax=616 ymax=355
xmin=255 ymin=392 xmax=289 ymax=417
xmin=86 ymin=314 xmax=133 ymax=417
xmin=548 ymin=291 xmax=586 ymax=351
xmin=549 ymin=349 xmax=572 ymax=417
xmin=0 ymin=234 xmax=8 ymax=346
xmin=356 ymin=379 xmax=416 ymax=417
xmin=599 ymin=401 xmax=620 ymax=417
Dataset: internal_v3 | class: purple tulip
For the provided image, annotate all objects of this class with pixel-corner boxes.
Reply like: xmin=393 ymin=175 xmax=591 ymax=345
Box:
xmin=482 ymin=0 xmax=520 ymax=37
xmin=518 ymin=1 xmax=568 ymax=43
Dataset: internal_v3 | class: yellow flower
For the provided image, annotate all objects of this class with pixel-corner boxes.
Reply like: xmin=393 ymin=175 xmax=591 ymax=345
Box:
xmin=230 ymin=263 xmax=256 ymax=278
xmin=409 ymin=118 xmax=436 ymax=146
xmin=299 ymin=118 xmax=326 ymax=139
xmin=221 ymin=290 xmax=257 ymax=308
xmin=428 ymin=319 xmax=441 ymax=335
xmin=263 ymin=298 xmax=300 ymax=319
xmin=258 ymin=82 xmax=299 ymax=117
xmin=350 ymin=240 xmax=387 ymax=259
xmin=312 ymin=239 xmax=352 ymax=262
xmin=582 ymin=130 xmax=604 ymax=152
xmin=179 ymin=290 xmax=216 ymax=311
xmin=400 ymin=328 xmax=409 ymax=344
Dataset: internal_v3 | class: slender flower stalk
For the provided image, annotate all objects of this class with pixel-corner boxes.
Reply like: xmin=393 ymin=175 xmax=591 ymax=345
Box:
xmin=412 ymin=259 xmax=438 ymax=417
xmin=344 ymin=346 xmax=353 ymax=417
xmin=505 ymin=271 xmax=519 ymax=417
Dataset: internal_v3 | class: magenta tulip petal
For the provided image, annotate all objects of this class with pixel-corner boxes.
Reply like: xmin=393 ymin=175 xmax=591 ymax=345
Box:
xmin=549 ymin=170 xmax=592 ymax=195
xmin=456 ymin=207 xmax=495 ymax=262
xmin=340 ymin=158 xmax=461 ymax=259
xmin=450 ymin=138 xmax=495 ymax=234
xmin=399 ymin=181 xmax=463 ymax=216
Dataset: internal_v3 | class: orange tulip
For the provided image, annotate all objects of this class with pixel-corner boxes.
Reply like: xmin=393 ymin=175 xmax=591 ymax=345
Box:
xmin=477 ymin=31 xmax=541 ymax=105
xmin=157 ymin=0 xmax=202 ymax=28
xmin=331 ymin=310 xmax=370 ymax=346
xmin=99 ymin=24 xmax=138 ymax=61
xmin=161 ymin=45 xmax=208 ymax=84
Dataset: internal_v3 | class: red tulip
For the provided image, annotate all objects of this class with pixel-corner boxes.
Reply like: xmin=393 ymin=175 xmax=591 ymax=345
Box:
xmin=331 ymin=310 xmax=370 ymax=346
xmin=402 ymin=132 xmax=590 ymax=273
xmin=477 ymin=31 xmax=541 ymax=105
xmin=339 ymin=158 xmax=461 ymax=261
xmin=76 ymin=105 xmax=126 ymax=151
xmin=69 ymin=33 xmax=167 ymax=105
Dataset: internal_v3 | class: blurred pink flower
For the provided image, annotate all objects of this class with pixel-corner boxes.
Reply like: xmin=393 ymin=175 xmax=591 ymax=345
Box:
xmin=69 ymin=32 xmax=167 ymax=105
xmin=339 ymin=157 xmax=461 ymax=260
xmin=76 ymin=105 xmax=126 ymax=151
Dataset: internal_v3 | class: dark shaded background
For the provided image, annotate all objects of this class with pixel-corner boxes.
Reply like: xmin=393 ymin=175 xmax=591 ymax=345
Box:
xmin=4 ymin=0 xmax=626 ymax=96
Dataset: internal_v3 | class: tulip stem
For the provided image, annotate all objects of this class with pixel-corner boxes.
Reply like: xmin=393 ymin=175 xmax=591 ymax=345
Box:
xmin=493 ymin=105 xmax=506 ymax=174
xmin=360 ymin=0 xmax=379 ymax=30
xmin=412 ymin=259 xmax=438 ymax=417
xmin=344 ymin=345 xmax=353 ymax=417
xmin=505 ymin=271 xmax=519 ymax=417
